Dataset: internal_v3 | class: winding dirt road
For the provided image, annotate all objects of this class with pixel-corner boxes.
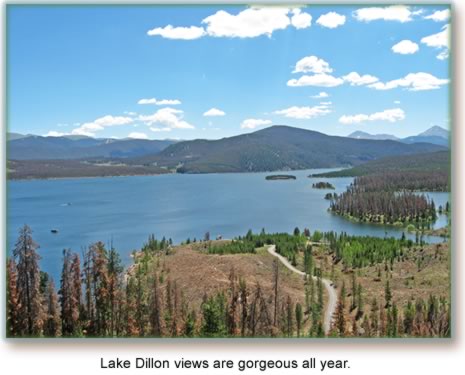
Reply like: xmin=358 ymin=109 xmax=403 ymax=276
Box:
xmin=267 ymin=245 xmax=337 ymax=335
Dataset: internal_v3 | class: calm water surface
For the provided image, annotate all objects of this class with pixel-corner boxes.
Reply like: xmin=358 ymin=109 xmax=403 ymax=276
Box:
xmin=8 ymin=169 xmax=449 ymax=282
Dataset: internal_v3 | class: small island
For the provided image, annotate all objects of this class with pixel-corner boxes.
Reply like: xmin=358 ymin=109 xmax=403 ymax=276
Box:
xmin=265 ymin=174 xmax=297 ymax=180
xmin=324 ymin=192 xmax=338 ymax=200
xmin=312 ymin=181 xmax=335 ymax=189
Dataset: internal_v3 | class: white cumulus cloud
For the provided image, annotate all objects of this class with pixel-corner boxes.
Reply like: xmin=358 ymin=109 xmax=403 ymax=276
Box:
xmin=203 ymin=108 xmax=226 ymax=117
xmin=293 ymin=55 xmax=333 ymax=74
xmin=240 ymin=118 xmax=272 ymax=129
xmin=147 ymin=25 xmax=206 ymax=40
xmin=343 ymin=72 xmax=379 ymax=86
xmin=368 ymin=72 xmax=449 ymax=91
xmin=421 ymin=24 xmax=450 ymax=59
xmin=147 ymin=7 xmax=312 ymax=40
xmin=288 ymin=74 xmax=344 ymax=87
xmin=424 ymin=9 xmax=450 ymax=22
xmin=274 ymin=104 xmax=331 ymax=120
xmin=138 ymin=98 xmax=181 ymax=105
xmin=290 ymin=8 xmax=312 ymax=29
xmin=353 ymin=5 xmax=413 ymax=23
xmin=202 ymin=7 xmax=293 ymax=38
xmin=317 ymin=12 xmax=346 ymax=28
xmin=71 ymin=115 xmax=134 ymax=137
xmin=128 ymin=132 xmax=149 ymax=140
xmin=392 ymin=40 xmax=419 ymax=54
xmin=139 ymin=108 xmax=195 ymax=130
xmin=339 ymin=108 xmax=405 ymax=124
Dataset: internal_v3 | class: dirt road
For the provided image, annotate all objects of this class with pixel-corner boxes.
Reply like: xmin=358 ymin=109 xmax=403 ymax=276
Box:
xmin=267 ymin=245 xmax=337 ymax=335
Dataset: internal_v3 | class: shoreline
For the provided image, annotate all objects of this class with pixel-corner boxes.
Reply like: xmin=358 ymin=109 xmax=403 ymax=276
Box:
xmin=8 ymin=166 xmax=348 ymax=182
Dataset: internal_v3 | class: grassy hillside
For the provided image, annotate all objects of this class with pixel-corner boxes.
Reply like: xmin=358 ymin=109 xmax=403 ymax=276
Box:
xmin=133 ymin=126 xmax=445 ymax=173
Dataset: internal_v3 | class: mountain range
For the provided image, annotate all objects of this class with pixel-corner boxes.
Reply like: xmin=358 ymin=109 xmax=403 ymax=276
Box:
xmin=348 ymin=126 xmax=449 ymax=147
xmin=7 ymin=125 xmax=447 ymax=176
xmin=131 ymin=125 xmax=446 ymax=173
xmin=8 ymin=135 xmax=177 ymax=160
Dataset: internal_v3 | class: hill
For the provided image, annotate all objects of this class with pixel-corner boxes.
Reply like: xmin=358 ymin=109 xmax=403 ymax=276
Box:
xmin=7 ymin=159 xmax=169 ymax=180
xmin=133 ymin=126 xmax=446 ymax=173
xmin=8 ymin=136 xmax=177 ymax=160
xmin=311 ymin=150 xmax=449 ymax=178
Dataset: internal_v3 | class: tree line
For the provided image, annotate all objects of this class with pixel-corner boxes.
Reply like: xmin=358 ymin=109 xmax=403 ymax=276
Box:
xmin=7 ymin=225 xmax=311 ymax=338
xmin=329 ymin=175 xmax=438 ymax=227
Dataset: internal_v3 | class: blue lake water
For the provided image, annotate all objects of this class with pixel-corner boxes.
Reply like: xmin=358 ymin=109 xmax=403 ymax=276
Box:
xmin=7 ymin=169 xmax=449 ymax=282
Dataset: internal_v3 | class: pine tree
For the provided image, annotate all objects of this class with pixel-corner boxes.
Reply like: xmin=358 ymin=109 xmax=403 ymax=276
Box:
xmin=107 ymin=247 xmax=123 ymax=336
xmin=92 ymin=242 xmax=110 ymax=336
xmin=6 ymin=258 xmax=20 ymax=337
xmin=273 ymin=259 xmax=279 ymax=327
xmin=295 ymin=303 xmax=303 ymax=337
xmin=44 ymin=278 xmax=61 ymax=337
xmin=125 ymin=276 xmax=139 ymax=337
xmin=384 ymin=280 xmax=392 ymax=309
xmin=59 ymin=249 xmax=81 ymax=336
xmin=286 ymin=295 xmax=294 ymax=337
xmin=370 ymin=297 xmax=379 ymax=336
xmin=14 ymin=225 xmax=43 ymax=336
xmin=149 ymin=272 xmax=163 ymax=336
xmin=239 ymin=278 xmax=248 ymax=337
xmin=334 ymin=290 xmax=346 ymax=337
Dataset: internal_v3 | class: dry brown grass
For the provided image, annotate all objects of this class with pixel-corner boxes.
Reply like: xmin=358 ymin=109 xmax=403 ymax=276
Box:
xmin=160 ymin=243 xmax=307 ymax=311
xmin=312 ymin=242 xmax=450 ymax=314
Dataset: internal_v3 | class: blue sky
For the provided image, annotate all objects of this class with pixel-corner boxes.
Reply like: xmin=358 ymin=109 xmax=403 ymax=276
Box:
xmin=7 ymin=4 xmax=450 ymax=140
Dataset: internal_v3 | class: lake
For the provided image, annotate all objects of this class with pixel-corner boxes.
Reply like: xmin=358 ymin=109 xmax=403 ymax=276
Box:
xmin=7 ymin=169 xmax=449 ymax=282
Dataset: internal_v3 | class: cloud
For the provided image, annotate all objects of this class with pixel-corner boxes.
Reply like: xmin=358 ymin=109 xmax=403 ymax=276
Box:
xmin=147 ymin=25 xmax=206 ymax=40
xmin=290 ymin=8 xmax=312 ymax=29
xmin=317 ymin=12 xmax=346 ymax=28
xmin=288 ymin=74 xmax=344 ymax=87
xmin=203 ymin=108 xmax=226 ymax=117
xmin=274 ymin=104 xmax=331 ymax=119
xmin=124 ymin=111 xmax=138 ymax=116
xmin=311 ymin=91 xmax=329 ymax=98
xmin=421 ymin=24 xmax=450 ymax=59
xmin=138 ymin=98 xmax=181 ymax=105
xmin=437 ymin=50 xmax=449 ymax=60
xmin=128 ymin=132 xmax=149 ymax=140
xmin=353 ymin=5 xmax=413 ymax=23
xmin=339 ymin=108 xmax=405 ymax=124
xmin=343 ymin=72 xmax=379 ymax=86
xmin=392 ymin=39 xmax=419 ymax=54
xmin=240 ymin=118 xmax=272 ymax=129
xmin=368 ymin=72 xmax=449 ymax=91
xmin=44 ymin=131 xmax=66 ymax=137
xmin=421 ymin=25 xmax=449 ymax=48
xmin=139 ymin=107 xmax=195 ymax=129
xmin=394 ymin=100 xmax=401 ymax=104
xmin=293 ymin=55 xmax=332 ymax=74
xmin=320 ymin=101 xmax=332 ymax=105
xmin=71 ymin=115 xmax=134 ymax=137
xmin=424 ymin=9 xmax=450 ymax=22
xmin=203 ymin=7 xmax=294 ymax=38
xmin=150 ymin=127 xmax=172 ymax=132
xmin=148 ymin=7 xmax=312 ymax=40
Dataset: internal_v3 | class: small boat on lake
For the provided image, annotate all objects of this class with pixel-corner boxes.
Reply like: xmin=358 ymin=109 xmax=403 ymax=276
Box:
xmin=51 ymin=229 xmax=59 ymax=234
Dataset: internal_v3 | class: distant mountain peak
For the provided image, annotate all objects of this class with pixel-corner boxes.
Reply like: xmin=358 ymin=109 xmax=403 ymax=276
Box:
xmin=418 ymin=126 xmax=449 ymax=138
